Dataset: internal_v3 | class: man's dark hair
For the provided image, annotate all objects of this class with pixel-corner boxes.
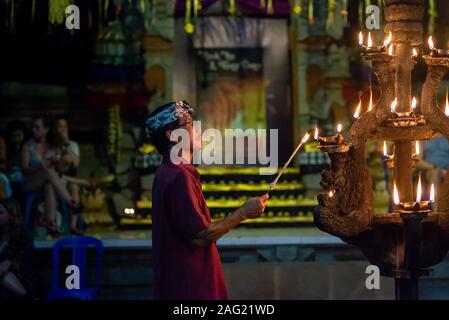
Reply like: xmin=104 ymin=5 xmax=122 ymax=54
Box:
xmin=147 ymin=103 xmax=182 ymax=155
xmin=54 ymin=113 xmax=69 ymax=124
xmin=34 ymin=113 xmax=52 ymax=129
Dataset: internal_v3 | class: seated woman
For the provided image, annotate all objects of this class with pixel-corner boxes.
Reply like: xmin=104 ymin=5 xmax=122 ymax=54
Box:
xmin=0 ymin=198 xmax=35 ymax=300
xmin=0 ymin=137 xmax=12 ymax=199
xmin=21 ymin=116 xmax=81 ymax=236
xmin=53 ymin=114 xmax=83 ymax=235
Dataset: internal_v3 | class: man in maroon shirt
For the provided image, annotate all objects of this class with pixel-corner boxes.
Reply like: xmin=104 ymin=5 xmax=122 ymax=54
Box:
xmin=146 ymin=101 xmax=269 ymax=300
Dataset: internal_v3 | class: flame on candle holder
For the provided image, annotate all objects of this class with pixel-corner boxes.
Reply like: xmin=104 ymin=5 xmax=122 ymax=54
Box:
xmin=358 ymin=31 xmax=363 ymax=47
xmin=445 ymin=89 xmax=449 ymax=117
xmin=393 ymin=180 xmax=400 ymax=205
xmin=367 ymin=32 xmax=373 ymax=48
xmin=383 ymin=32 xmax=392 ymax=47
xmin=412 ymin=48 xmax=418 ymax=58
xmin=314 ymin=126 xmax=319 ymax=140
xmin=430 ymin=183 xmax=435 ymax=202
xmin=383 ymin=141 xmax=387 ymax=156
xmin=301 ymin=132 xmax=311 ymax=144
xmin=337 ymin=123 xmax=342 ymax=133
xmin=415 ymin=141 xmax=420 ymax=155
xmin=411 ymin=97 xmax=417 ymax=111
xmin=388 ymin=45 xmax=394 ymax=56
xmin=354 ymin=99 xmax=362 ymax=118
xmin=329 ymin=190 xmax=334 ymax=198
xmin=368 ymin=87 xmax=373 ymax=111
xmin=417 ymin=172 xmax=422 ymax=202
xmin=391 ymin=98 xmax=398 ymax=113
xmin=428 ymin=36 xmax=434 ymax=51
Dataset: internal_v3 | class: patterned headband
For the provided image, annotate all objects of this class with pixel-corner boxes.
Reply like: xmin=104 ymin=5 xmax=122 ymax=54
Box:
xmin=145 ymin=100 xmax=194 ymax=136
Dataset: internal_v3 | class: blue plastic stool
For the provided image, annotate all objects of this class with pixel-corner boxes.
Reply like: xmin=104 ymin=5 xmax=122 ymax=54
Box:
xmin=47 ymin=236 xmax=103 ymax=300
xmin=23 ymin=192 xmax=71 ymax=234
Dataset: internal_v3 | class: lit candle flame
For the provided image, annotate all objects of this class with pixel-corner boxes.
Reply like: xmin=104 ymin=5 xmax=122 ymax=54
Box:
xmin=393 ymin=180 xmax=400 ymax=205
xmin=430 ymin=183 xmax=435 ymax=203
xmin=329 ymin=190 xmax=334 ymax=198
xmin=383 ymin=32 xmax=392 ymax=47
xmin=302 ymin=132 xmax=311 ymax=144
xmin=383 ymin=141 xmax=387 ymax=156
xmin=391 ymin=98 xmax=398 ymax=113
xmin=358 ymin=31 xmax=363 ymax=47
xmin=354 ymin=99 xmax=362 ymax=118
xmin=368 ymin=87 xmax=373 ymax=111
xmin=337 ymin=123 xmax=342 ymax=133
xmin=412 ymin=48 xmax=418 ymax=58
xmin=416 ymin=172 xmax=422 ymax=202
xmin=445 ymin=89 xmax=449 ymax=117
xmin=367 ymin=32 xmax=373 ymax=48
xmin=428 ymin=36 xmax=434 ymax=50
xmin=415 ymin=141 xmax=420 ymax=155
xmin=314 ymin=126 xmax=319 ymax=140
xmin=388 ymin=45 xmax=394 ymax=56
xmin=411 ymin=96 xmax=417 ymax=111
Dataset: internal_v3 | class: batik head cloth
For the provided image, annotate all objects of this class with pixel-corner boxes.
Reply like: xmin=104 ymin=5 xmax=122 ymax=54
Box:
xmin=145 ymin=100 xmax=194 ymax=136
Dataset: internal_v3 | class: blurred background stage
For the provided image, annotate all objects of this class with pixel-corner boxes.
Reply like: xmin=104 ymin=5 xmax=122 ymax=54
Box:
xmin=1 ymin=0 xmax=449 ymax=299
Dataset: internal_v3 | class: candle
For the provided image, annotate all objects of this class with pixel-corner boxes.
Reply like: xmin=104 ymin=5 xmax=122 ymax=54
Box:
xmin=383 ymin=141 xmax=387 ymax=156
xmin=314 ymin=126 xmax=319 ymax=140
xmin=337 ymin=123 xmax=342 ymax=133
xmin=416 ymin=173 xmax=422 ymax=202
xmin=415 ymin=141 xmax=420 ymax=156
xmin=359 ymin=31 xmax=391 ymax=53
xmin=391 ymin=98 xmax=398 ymax=113
xmin=445 ymin=89 xmax=449 ymax=117
xmin=428 ymin=35 xmax=449 ymax=57
xmin=411 ymin=97 xmax=417 ymax=112
xmin=368 ymin=87 xmax=373 ymax=112
xmin=388 ymin=44 xmax=394 ymax=56
xmin=317 ymin=123 xmax=344 ymax=145
xmin=354 ymin=98 xmax=362 ymax=119
xmin=393 ymin=175 xmax=434 ymax=213
xmin=412 ymin=48 xmax=418 ymax=58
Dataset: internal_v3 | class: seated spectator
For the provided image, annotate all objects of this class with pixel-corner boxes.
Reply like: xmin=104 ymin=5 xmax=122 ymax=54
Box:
xmin=0 ymin=198 xmax=35 ymax=300
xmin=4 ymin=121 xmax=27 ymax=201
xmin=0 ymin=137 xmax=12 ymax=200
xmin=21 ymin=115 xmax=81 ymax=236
xmin=53 ymin=114 xmax=83 ymax=235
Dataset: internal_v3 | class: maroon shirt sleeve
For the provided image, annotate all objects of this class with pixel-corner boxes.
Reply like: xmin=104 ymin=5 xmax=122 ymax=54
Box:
xmin=167 ymin=170 xmax=209 ymax=240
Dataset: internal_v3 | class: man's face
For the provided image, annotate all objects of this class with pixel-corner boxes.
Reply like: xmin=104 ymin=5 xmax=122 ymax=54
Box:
xmin=56 ymin=119 xmax=69 ymax=137
xmin=11 ymin=130 xmax=24 ymax=145
xmin=167 ymin=114 xmax=201 ymax=156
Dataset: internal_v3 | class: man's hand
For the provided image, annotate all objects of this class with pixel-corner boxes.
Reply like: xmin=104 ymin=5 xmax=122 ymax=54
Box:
xmin=0 ymin=260 xmax=12 ymax=278
xmin=238 ymin=194 xmax=269 ymax=220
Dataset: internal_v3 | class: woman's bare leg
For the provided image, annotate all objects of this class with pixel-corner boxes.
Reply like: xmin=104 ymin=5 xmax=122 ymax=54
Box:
xmin=68 ymin=183 xmax=81 ymax=230
xmin=42 ymin=168 xmax=72 ymax=204
xmin=44 ymin=183 xmax=57 ymax=223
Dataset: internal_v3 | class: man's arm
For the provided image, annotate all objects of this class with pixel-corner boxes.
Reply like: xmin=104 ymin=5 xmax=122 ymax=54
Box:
xmin=190 ymin=195 xmax=269 ymax=247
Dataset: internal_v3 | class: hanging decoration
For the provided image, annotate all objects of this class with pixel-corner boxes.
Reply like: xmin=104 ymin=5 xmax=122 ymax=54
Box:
xmin=10 ymin=0 xmax=16 ymax=33
xmin=49 ymin=0 xmax=72 ymax=24
xmin=31 ymin=0 xmax=36 ymax=24
xmin=184 ymin=0 xmax=194 ymax=33
xmin=327 ymin=0 xmax=336 ymax=28
xmin=358 ymin=0 xmax=364 ymax=28
xmin=308 ymin=0 xmax=314 ymax=25
xmin=428 ymin=0 xmax=437 ymax=35
xmin=340 ymin=0 xmax=348 ymax=24
xmin=107 ymin=105 xmax=123 ymax=164
xmin=228 ymin=0 xmax=236 ymax=15
xmin=194 ymin=0 xmax=202 ymax=18
xmin=267 ymin=0 xmax=274 ymax=15
xmin=291 ymin=0 xmax=302 ymax=16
